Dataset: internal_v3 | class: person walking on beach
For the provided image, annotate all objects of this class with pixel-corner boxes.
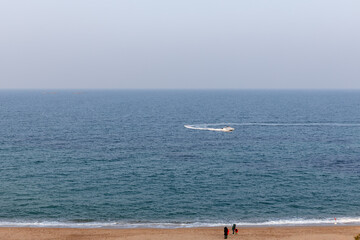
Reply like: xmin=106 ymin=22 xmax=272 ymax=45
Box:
xmin=224 ymin=227 xmax=229 ymax=239
xmin=232 ymin=224 xmax=236 ymax=234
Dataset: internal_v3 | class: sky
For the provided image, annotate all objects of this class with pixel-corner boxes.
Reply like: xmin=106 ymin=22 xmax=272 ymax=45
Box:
xmin=0 ymin=0 xmax=359 ymax=89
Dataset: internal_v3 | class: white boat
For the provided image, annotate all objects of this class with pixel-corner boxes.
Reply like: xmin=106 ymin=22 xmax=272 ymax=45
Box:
xmin=221 ymin=126 xmax=234 ymax=132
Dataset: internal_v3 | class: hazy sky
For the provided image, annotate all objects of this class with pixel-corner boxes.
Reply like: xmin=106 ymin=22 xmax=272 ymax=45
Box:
xmin=1 ymin=0 xmax=359 ymax=89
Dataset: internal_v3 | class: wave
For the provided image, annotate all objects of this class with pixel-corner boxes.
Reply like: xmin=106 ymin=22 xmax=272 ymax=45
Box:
xmin=1 ymin=217 xmax=360 ymax=228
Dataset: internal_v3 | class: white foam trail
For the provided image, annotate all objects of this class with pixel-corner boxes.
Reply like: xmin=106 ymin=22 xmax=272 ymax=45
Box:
xmin=229 ymin=123 xmax=360 ymax=127
xmin=184 ymin=125 xmax=229 ymax=132
xmin=185 ymin=122 xmax=360 ymax=131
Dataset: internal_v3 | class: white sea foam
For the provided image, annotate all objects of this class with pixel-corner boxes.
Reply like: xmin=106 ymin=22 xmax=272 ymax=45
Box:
xmin=184 ymin=125 xmax=230 ymax=132
xmin=236 ymin=217 xmax=360 ymax=226
xmin=1 ymin=217 xmax=360 ymax=228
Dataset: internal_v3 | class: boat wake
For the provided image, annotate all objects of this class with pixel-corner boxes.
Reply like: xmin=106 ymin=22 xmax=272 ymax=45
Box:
xmin=184 ymin=124 xmax=234 ymax=132
xmin=184 ymin=122 xmax=360 ymax=132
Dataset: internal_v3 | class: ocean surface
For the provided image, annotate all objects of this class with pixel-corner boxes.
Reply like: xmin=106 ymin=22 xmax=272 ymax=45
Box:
xmin=1 ymin=90 xmax=360 ymax=228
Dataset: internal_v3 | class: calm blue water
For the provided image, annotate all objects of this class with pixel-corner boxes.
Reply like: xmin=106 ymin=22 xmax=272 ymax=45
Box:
xmin=1 ymin=90 xmax=360 ymax=228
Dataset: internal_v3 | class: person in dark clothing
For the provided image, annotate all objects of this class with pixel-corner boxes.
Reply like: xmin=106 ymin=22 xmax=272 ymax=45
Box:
xmin=232 ymin=224 xmax=236 ymax=234
xmin=224 ymin=227 xmax=229 ymax=239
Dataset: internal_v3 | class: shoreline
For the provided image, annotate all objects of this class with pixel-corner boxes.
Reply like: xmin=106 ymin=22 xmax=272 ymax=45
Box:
xmin=1 ymin=226 xmax=360 ymax=240
xmin=1 ymin=221 xmax=359 ymax=229
xmin=2 ymin=217 xmax=360 ymax=229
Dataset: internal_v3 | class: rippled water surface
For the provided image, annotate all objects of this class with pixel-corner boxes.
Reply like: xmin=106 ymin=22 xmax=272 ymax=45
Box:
xmin=1 ymin=90 xmax=360 ymax=227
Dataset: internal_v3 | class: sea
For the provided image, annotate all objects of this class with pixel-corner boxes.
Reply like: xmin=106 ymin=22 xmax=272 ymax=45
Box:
xmin=1 ymin=90 xmax=360 ymax=228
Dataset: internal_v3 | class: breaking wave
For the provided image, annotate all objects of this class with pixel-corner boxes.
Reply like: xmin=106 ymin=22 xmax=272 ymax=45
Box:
xmin=1 ymin=217 xmax=360 ymax=228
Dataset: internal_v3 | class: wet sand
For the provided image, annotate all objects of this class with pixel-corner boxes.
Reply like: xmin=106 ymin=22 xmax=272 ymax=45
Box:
xmin=1 ymin=226 xmax=360 ymax=240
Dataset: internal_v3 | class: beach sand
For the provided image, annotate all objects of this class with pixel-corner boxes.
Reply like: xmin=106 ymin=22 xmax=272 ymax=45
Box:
xmin=1 ymin=226 xmax=360 ymax=240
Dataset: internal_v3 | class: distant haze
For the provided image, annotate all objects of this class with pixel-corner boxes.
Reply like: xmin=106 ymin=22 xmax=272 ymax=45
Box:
xmin=0 ymin=0 xmax=359 ymax=89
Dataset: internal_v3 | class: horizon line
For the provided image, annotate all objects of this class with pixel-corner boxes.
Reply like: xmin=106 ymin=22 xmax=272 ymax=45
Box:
xmin=0 ymin=88 xmax=360 ymax=91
